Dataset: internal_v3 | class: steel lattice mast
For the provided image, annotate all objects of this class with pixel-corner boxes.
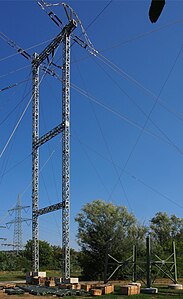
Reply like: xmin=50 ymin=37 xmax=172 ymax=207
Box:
xmin=32 ymin=54 xmax=40 ymax=271
xmin=0 ymin=2 xmax=94 ymax=279
xmin=31 ymin=20 xmax=76 ymax=278
xmin=62 ymin=33 xmax=71 ymax=279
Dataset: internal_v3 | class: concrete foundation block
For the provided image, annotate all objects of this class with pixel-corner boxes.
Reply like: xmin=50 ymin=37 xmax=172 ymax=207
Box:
xmin=141 ymin=287 xmax=158 ymax=294
xmin=168 ymin=284 xmax=182 ymax=290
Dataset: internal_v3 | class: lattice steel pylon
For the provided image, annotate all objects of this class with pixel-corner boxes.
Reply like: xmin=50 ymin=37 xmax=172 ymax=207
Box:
xmin=32 ymin=19 xmax=77 ymax=279
xmin=0 ymin=2 xmax=95 ymax=279
xmin=6 ymin=195 xmax=30 ymax=254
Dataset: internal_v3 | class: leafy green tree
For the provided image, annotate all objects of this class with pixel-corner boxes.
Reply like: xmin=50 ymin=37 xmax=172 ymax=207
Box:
xmin=51 ymin=245 xmax=62 ymax=270
xmin=150 ymin=212 xmax=183 ymax=251
xmin=150 ymin=212 xmax=183 ymax=276
xmin=24 ymin=240 xmax=53 ymax=270
xmin=70 ymin=248 xmax=81 ymax=276
xmin=75 ymin=199 xmax=147 ymax=280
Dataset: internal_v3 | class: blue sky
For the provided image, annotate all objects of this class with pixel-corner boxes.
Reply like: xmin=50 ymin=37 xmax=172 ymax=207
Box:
xmin=1 ymin=0 xmax=183 ymax=250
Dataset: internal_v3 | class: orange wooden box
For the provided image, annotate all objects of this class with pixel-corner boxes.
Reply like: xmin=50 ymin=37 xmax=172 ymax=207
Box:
xmin=100 ymin=284 xmax=114 ymax=294
xmin=81 ymin=284 xmax=92 ymax=292
xmin=91 ymin=289 xmax=102 ymax=296
xmin=120 ymin=285 xmax=140 ymax=295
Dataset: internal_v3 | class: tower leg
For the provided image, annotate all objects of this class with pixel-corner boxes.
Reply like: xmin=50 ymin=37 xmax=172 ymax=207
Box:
xmin=146 ymin=236 xmax=151 ymax=288
xmin=132 ymin=245 xmax=137 ymax=282
xmin=172 ymin=241 xmax=177 ymax=284
xmin=62 ymin=34 xmax=71 ymax=280
xmin=32 ymin=54 xmax=39 ymax=272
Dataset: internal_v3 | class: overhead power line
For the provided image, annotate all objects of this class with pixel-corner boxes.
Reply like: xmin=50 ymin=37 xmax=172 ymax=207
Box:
xmin=51 ymin=70 xmax=180 ymax=150
xmin=0 ymin=32 xmax=55 ymax=63
xmin=75 ymin=138 xmax=183 ymax=210
xmin=74 ymin=58 xmax=132 ymax=210
xmin=85 ymin=1 xmax=113 ymax=30
xmin=101 ymin=40 xmax=183 ymax=200
xmin=0 ymin=46 xmax=60 ymax=160
xmin=90 ymin=50 xmax=183 ymax=157
xmin=0 ymin=78 xmax=31 ymax=93
xmin=0 ymin=65 xmax=30 ymax=79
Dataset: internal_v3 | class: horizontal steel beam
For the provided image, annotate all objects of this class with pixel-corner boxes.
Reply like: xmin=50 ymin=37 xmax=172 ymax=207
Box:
xmin=36 ymin=122 xmax=64 ymax=148
xmin=36 ymin=202 xmax=63 ymax=216
xmin=33 ymin=19 xmax=77 ymax=66
xmin=6 ymin=218 xmax=31 ymax=226
xmin=8 ymin=205 xmax=30 ymax=212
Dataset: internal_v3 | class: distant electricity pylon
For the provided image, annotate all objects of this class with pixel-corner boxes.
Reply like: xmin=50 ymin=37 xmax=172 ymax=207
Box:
xmin=4 ymin=195 xmax=30 ymax=254
xmin=0 ymin=226 xmax=7 ymax=243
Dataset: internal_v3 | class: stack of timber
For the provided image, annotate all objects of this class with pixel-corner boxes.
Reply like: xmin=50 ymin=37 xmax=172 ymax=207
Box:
xmin=120 ymin=284 xmax=140 ymax=296
xmin=90 ymin=284 xmax=114 ymax=296
xmin=128 ymin=282 xmax=141 ymax=293
xmin=0 ymin=283 xmax=16 ymax=290
xmin=58 ymin=283 xmax=81 ymax=289
xmin=45 ymin=277 xmax=55 ymax=287
xmin=98 ymin=284 xmax=114 ymax=294
xmin=91 ymin=289 xmax=103 ymax=296
xmin=32 ymin=276 xmax=46 ymax=285
xmin=81 ymin=284 xmax=92 ymax=292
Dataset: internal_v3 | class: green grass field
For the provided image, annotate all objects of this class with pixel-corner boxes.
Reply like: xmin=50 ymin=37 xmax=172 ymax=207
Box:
xmin=0 ymin=271 xmax=25 ymax=281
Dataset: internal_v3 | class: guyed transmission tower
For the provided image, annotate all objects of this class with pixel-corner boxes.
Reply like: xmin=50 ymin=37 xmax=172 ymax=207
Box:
xmin=0 ymin=0 xmax=96 ymax=280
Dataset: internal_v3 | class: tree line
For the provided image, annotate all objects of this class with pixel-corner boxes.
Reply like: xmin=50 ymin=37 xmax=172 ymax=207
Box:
xmin=0 ymin=199 xmax=183 ymax=280
xmin=75 ymin=200 xmax=183 ymax=280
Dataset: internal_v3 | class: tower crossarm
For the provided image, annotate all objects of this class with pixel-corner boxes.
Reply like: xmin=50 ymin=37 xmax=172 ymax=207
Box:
xmin=6 ymin=218 xmax=31 ymax=226
xmin=0 ymin=32 xmax=32 ymax=61
xmin=36 ymin=122 xmax=64 ymax=148
xmin=34 ymin=19 xmax=77 ymax=66
xmin=8 ymin=205 xmax=30 ymax=213
xmin=35 ymin=202 xmax=63 ymax=216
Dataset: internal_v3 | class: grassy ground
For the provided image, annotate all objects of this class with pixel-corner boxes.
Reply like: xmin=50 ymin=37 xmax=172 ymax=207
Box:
xmin=0 ymin=272 xmax=183 ymax=298
xmin=0 ymin=271 xmax=25 ymax=281
xmin=91 ymin=294 xmax=183 ymax=298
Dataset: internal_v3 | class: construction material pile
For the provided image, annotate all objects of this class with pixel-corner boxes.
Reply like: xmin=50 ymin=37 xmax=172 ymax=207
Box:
xmin=2 ymin=282 xmax=115 ymax=296
xmin=5 ymin=287 xmax=25 ymax=295
xmin=15 ymin=285 xmax=87 ymax=296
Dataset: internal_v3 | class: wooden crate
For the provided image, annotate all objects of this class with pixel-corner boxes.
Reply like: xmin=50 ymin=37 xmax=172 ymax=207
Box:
xmin=99 ymin=284 xmax=114 ymax=294
xmin=81 ymin=284 xmax=92 ymax=292
xmin=128 ymin=283 xmax=141 ymax=293
xmin=120 ymin=285 xmax=139 ymax=295
xmin=45 ymin=279 xmax=55 ymax=287
xmin=70 ymin=283 xmax=81 ymax=290
xmin=32 ymin=277 xmax=46 ymax=286
xmin=58 ymin=283 xmax=71 ymax=289
xmin=91 ymin=289 xmax=102 ymax=296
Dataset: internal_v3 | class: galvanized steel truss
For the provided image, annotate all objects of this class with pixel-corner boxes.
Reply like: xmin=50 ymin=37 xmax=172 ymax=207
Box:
xmin=62 ymin=34 xmax=71 ymax=280
xmin=32 ymin=20 xmax=76 ymax=278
